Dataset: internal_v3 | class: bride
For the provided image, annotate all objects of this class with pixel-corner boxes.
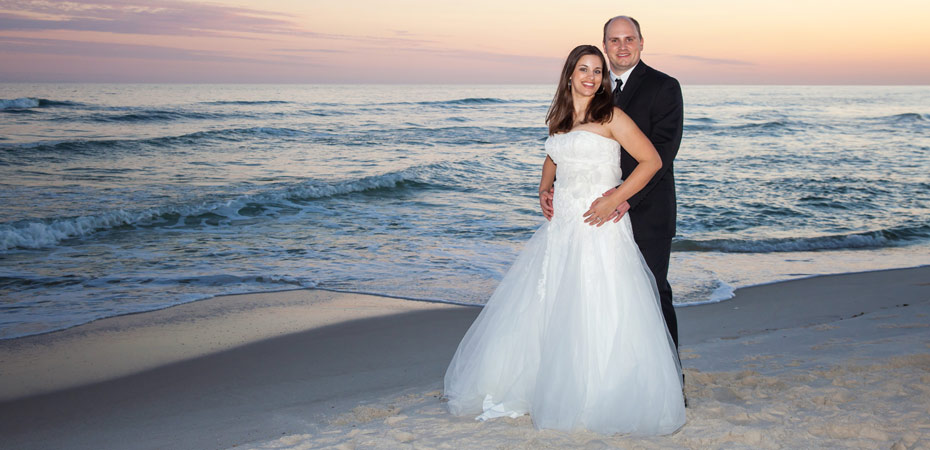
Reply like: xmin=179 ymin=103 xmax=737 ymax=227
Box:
xmin=443 ymin=45 xmax=686 ymax=435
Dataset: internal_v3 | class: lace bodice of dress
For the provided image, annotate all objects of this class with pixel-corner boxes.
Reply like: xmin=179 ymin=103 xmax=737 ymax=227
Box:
xmin=544 ymin=130 xmax=622 ymax=220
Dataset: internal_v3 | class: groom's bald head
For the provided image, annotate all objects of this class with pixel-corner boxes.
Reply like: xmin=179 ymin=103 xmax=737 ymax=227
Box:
xmin=603 ymin=16 xmax=642 ymax=43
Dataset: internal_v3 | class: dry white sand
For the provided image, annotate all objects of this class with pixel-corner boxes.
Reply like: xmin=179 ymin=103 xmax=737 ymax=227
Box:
xmin=1 ymin=266 xmax=928 ymax=449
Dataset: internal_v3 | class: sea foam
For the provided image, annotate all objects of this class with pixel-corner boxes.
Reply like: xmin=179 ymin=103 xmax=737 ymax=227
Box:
xmin=0 ymin=98 xmax=40 ymax=110
xmin=0 ymin=168 xmax=435 ymax=251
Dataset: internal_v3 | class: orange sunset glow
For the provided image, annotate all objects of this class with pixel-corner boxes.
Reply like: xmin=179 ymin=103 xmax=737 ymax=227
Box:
xmin=1 ymin=0 xmax=928 ymax=84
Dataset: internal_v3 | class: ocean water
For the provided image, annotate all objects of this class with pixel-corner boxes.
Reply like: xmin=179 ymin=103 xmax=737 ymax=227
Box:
xmin=1 ymin=84 xmax=928 ymax=339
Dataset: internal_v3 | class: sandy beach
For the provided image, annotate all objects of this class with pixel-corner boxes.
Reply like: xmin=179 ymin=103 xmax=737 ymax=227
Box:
xmin=1 ymin=266 xmax=928 ymax=449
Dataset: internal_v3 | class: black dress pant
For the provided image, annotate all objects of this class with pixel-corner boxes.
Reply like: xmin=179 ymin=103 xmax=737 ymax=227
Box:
xmin=634 ymin=237 xmax=678 ymax=348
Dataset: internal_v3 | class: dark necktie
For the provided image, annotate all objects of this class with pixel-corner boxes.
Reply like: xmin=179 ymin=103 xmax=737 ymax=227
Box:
xmin=612 ymin=78 xmax=623 ymax=105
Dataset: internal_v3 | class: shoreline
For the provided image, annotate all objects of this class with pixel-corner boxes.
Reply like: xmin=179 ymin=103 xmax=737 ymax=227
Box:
xmin=5 ymin=263 xmax=926 ymax=343
xmin=0 ymin=285 xmax=478 ymax=342
xmin=1 ymin=266 xmax=928 ymax=449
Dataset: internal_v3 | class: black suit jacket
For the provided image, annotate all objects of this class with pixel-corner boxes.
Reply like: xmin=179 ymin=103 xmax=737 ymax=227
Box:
xmin=615 ymin=61 xmax=683 ymax=240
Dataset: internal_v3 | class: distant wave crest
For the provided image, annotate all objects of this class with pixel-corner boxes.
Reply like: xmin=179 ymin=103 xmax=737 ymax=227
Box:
xmin=674 ymin=225 xmax=930 ymax=253
xmin=200 ymin=100 xmax=292 ymax=105
xmin=0 ymin=97 xmax=39 ymax=109
xmin=85 ymin=110 xmax=230 ymax=123
xmin=1 ymin=97 xmax=82 ymax=110
xmin=0 ymin=127 xmax=327 ymax=156
xmin=0 ymin=98 xmax=83 ymax=110
xmin=381 ymin=97 xmax=538 ymax=107
xmin=732 ymin=121 xmax=791 ymax=131
xmin=685 ymin=119 xmax=816 ymax=135
xmin=421 ymin=97 xmax=512 ymax=105
xmin=880 ymin=113 xmax=927 ymax=123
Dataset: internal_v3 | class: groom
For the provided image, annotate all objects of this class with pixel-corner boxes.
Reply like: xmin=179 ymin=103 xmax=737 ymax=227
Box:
xmin=601 ymin=16 xmax=684 ymax=349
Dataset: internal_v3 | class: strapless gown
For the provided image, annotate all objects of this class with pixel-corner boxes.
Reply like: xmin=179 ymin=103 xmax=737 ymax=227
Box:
xmin=443 ymin=130 xmax=685 ymax=435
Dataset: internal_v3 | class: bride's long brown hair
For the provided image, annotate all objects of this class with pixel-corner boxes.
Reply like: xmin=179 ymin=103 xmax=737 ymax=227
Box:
xmin=546 ymin=45 xmax=614 ymax=135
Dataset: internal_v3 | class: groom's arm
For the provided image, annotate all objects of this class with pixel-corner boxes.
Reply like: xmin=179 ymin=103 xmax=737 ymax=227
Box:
xmin=624 ymin=77 xmax=683 ymax=211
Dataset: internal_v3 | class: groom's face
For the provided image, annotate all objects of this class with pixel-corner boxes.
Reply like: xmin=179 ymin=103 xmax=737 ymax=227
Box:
xmin=603 ymin=18 xmax=643 ymax=74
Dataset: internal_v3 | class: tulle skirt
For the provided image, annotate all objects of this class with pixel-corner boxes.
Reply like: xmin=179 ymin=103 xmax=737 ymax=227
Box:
xmin=443 ymin=214 xmax=685 ymax=435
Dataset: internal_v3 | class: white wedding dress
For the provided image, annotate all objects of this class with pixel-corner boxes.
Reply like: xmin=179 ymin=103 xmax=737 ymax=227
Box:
xmin=443 ymin=130 xmax=686 ymax=435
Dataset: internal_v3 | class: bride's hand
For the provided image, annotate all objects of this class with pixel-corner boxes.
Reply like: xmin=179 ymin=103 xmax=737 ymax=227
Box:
xmin=583 ymin=196 xmax=620 ymax=227
xmin=601 ymin=188 xmax=629 ymax=223
xmin=539 ymin=187 xmax=554 ymax=221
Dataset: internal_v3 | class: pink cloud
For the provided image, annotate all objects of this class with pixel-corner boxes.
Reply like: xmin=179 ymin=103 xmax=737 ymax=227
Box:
xmin=0 ymin=0 xmax=438 ymax=47
xmin=0 ymin=0 xmax=297 ymax=37
xmin=0 ymin=36 xmax=290 ymax=64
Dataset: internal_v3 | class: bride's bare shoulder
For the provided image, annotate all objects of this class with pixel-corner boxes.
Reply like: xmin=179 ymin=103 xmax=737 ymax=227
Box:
xmin=605 ymin=107 xmax=637 ymax=141
xmin=610 ymin=106 xmax=629 ymax=120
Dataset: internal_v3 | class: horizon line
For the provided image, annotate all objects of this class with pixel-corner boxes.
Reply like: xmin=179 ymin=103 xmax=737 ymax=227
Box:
xmin=1 ymin=81 xmax=928 ymax=87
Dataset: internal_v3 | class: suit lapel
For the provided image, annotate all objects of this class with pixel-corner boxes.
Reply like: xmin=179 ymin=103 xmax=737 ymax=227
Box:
xmin=618 ymin=62 xmax=648 ymax=109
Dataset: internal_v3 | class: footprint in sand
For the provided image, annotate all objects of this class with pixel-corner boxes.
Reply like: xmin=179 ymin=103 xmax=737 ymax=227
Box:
xmin=384 ymin=415 xmax=407 ymax=426
xmin=712 ymin=386 xmax=746 ymax=404
xmin=389 ymin=430 xmax=415 ymax=443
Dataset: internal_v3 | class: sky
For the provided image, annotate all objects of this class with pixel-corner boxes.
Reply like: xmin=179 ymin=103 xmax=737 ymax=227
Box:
xmin=1 ymin=0 xmax=928 ymax=84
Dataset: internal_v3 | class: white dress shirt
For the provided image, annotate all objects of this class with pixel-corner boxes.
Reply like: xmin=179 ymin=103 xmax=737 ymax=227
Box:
xmin=610 ymin=63 xmax=638 ymax=92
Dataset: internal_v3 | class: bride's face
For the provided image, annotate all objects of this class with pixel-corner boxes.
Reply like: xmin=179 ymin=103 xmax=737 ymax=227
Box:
xmin=570 ymin=54 xmax=603 ymax=97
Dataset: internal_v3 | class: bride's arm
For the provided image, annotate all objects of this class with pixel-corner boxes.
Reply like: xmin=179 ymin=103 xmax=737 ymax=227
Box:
xmin=583 ymin=108 xmax=661 ymax=226
xmin=539 ymin=155 xmax=556 ymax=220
